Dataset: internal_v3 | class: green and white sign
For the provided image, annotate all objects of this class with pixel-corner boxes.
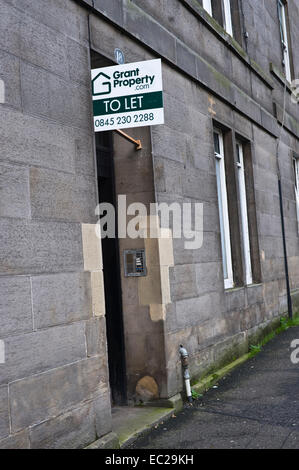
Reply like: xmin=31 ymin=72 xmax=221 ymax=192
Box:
xmin=91 ymin=59 xmax=164 ymax=132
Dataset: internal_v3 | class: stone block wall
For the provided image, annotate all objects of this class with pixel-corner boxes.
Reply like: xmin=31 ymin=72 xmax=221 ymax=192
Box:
xmin=0 ymin=0 xmax=110 ymax=449
xmin=0 ymin=0 xmax=299 ymax=447
xmin=84 ymin=0 xmax=299 ymax=396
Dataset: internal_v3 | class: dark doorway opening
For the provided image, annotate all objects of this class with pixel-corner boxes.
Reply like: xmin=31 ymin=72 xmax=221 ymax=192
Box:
xmin=95 ymin=130 xmax=127 ymax=405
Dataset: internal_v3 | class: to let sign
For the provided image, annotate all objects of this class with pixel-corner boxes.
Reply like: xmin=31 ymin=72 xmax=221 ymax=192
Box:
xmin=91 ymin=59 xmax=164 ymax=132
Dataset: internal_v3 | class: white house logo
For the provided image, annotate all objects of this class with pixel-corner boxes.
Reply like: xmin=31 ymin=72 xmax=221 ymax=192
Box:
xmin=92 ymin=72 xmax=111 ymax=96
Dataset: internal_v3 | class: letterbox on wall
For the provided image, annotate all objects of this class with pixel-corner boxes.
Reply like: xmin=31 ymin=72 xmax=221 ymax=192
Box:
xmin=124 ymin=249 xmax=147 ymax=277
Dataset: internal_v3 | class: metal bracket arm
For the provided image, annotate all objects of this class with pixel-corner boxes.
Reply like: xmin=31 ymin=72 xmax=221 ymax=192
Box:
xmin=114 ymin=129 xmax=142 ymax=150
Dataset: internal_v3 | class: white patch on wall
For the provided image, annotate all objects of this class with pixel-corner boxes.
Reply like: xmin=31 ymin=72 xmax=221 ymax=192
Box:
xmin=0 ymin=340 xmax=5 ymax=364
xmin=291 ymin=79 xmax=299 ymax=104
xmin=0 ymin=79 xmax=5 ymax=104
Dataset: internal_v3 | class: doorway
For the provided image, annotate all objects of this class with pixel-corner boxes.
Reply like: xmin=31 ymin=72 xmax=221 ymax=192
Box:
xmin=91 ymin=49 xmax=127 ymax=405
xmin=95 ymin=130 xmax=127 ymax=405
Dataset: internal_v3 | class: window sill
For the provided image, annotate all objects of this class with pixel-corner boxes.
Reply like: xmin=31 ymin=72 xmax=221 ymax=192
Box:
xmin=246 ymin=283 xmax=263 ymax=289
xmin=224 ymin=285 xmax=244 ymax=293
xmin=224 ymin=283 xmax=262 ymax=293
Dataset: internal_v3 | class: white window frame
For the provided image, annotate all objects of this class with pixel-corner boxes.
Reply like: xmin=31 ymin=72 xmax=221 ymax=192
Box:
xmin=214 ymin=129 xmax=234 ymax=289
xmin=278 ymin=0 xmax=292 ymax=83
xmin=203 ymin=0 xmax=212 ymax=16
xmin=223 ymin=0 xmax=233 ymax=36
xmin=236 ymin=142 xmax=253 ymax=285
xmin=294 ymin=157 xmax=299 ymax=234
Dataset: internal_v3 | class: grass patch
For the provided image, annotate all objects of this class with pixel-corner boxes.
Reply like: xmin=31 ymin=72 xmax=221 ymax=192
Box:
xmin=249 ymin=344 xmax=262 ymax=356
xmin=191 ymin=389 xmax=203 ymax=400
xmin=249 ymin=315 xmax=299 ymax=358
xmin=190 ymin=313 xmax=299 ymax=401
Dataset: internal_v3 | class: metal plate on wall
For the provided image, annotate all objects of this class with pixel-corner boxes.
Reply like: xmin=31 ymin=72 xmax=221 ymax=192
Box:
xmin=124 ymin=249 xmax=147 ymax=277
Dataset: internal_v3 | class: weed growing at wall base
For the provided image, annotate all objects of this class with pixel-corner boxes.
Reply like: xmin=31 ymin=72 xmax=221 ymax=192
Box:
xmin=247 ymin=316 xmax=299 ymax=364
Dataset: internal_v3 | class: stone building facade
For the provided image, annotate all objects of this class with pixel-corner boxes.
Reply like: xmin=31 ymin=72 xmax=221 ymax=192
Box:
xmin=0 ymin=0 xmax=299 ymax=448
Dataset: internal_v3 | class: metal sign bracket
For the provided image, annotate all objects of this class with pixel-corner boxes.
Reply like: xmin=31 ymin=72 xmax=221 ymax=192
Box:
xmin=114 ymin=129 xmax=142 ymax=151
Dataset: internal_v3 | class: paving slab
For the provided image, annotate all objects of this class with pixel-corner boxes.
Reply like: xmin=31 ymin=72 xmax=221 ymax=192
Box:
xmin=111 ymin=406 xmax=174 ymax=447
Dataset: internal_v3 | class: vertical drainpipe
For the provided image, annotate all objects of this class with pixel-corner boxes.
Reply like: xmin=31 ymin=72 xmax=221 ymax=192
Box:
xmin=276 ymin=75 xmax=293 ymax=320
xmin=179 ymin=345 xmax=192 ymax=404
xmin=278 ymin=176 xmax=293 ymax=319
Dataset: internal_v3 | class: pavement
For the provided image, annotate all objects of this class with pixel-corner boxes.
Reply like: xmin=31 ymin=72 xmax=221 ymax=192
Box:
xmin=130 ymin=325 xmax=299 ymax=449
xmin=111 ymin=406 xmax=174 ymax=447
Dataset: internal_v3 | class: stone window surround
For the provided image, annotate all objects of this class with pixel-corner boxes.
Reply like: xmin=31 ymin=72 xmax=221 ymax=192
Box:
xmin=213 ymin=119 xmax=262 ymax=288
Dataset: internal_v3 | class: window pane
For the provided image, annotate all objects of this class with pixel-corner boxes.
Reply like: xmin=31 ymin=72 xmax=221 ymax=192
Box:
xmin=236 ymin=143 xmax=241 ymax=164
xmin=236 ymin=142 xmax=252 ymax=285
xmin=214 ymin=132 xmax=220 ymax=154
xmin=223 ymin=0 xmax=233 ymax=36
xmin=295 ymin=159 xmax=299 ymax=190
xmin=278 ymin=1 xmax=291 ymax=82
xmin=278 ymin=1 xmax=285 ymax=43
xmin=216 ymin=159 xmax=228 ymax=279
xmin=203 ymin=0 xmax=212 ymax=15
xmin=214 ymin=129 xmax=233 ymax=288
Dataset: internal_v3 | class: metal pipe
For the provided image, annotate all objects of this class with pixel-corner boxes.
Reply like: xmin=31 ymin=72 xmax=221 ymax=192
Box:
xmin=179 ymin=345 xmax=192 ymax=404
xmin=276 ymin=74 xmax=293 ymax=320
xmin=114 ymin=129 xmax=142 ymax=150
xmin=278 ymin=178 xmax=293 ymax=319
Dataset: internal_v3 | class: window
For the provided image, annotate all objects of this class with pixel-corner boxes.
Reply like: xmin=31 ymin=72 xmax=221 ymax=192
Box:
xmin=294 ymin=156 xmax=299 ymax=233
xmin=214 ymin=129 xmax=261 ymax=288
xmin=223 ymin=0 xmax=233 ymax=36
xmin=214 ymin=129 xmax=234 ymax=289
xmin=236 ymin=142 xmax=252 ymax=285
xmin=277 ymin=0 xmax=292 ymax=82
xmin=203 ymin=0 xmax=212 ymax=16
xmin=208 ymin=0 xmax=234 ymax=36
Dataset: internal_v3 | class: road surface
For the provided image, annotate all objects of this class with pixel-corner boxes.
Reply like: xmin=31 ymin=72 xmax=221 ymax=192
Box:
xmin=131 ymin=325 xmax=299 ymax=449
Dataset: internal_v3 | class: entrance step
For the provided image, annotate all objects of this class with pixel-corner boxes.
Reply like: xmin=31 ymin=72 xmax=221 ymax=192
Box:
xmin=111 ymin=406 xmax=174 ymax=448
